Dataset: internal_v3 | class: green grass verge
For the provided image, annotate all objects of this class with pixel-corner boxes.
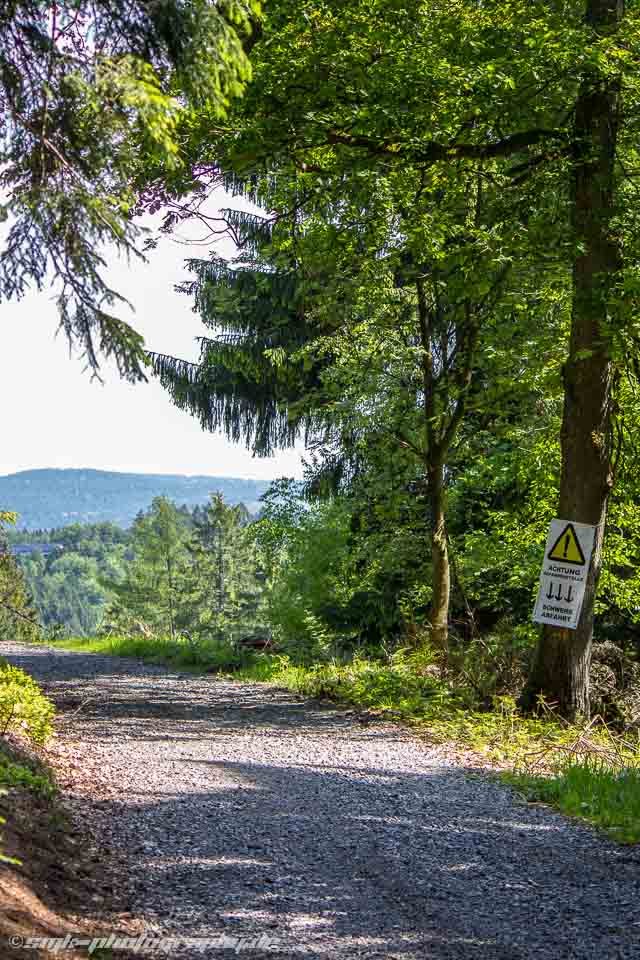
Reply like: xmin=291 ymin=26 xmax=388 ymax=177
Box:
xmin=46 ymin=633 xmax=258 ymax=673
xmin=47 ymin=635 xmax=640 ymax=843
xmin=504 ymin=760 xmax=640 ymax=843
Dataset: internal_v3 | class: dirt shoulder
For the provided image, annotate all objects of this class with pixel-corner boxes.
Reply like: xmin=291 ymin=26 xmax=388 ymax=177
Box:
xmin=0 ymin=734 xmax=143 ymax=960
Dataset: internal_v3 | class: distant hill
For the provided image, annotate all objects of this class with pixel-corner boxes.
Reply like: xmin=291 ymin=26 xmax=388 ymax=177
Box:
xmin=0 ymin=469 xmax=271 ymax=530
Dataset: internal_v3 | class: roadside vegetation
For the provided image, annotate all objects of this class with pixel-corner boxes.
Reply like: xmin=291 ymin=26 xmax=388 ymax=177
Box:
xmin=0 ymin=656 xmax=57 ymax=865
xmin=506 ymin=761 xmax=640 ymax=844
xmin=52 ymin=630 xmax=640 ymax=844
xmin=0 ymin=659 xmax=55 ymax=745
xmin=0 ymin=645 xmax=136 ymax=957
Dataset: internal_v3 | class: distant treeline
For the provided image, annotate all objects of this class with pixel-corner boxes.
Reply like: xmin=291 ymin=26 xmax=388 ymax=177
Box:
xmin=8 ymin=498 xmax=259 ymax=637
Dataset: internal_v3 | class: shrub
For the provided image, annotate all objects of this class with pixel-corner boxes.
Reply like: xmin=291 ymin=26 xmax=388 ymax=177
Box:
xmin=0 ymin=751 xmax=55 ymax=798
xmin=447 ymin=619 xmax=538 ymax=707
xmin=237 ymin=647 xmax=457 ymax=718
xmin=0 ymin=658 xmax=55 ymax=744
xmin=589 ymin=642 xmax=640 ymax=730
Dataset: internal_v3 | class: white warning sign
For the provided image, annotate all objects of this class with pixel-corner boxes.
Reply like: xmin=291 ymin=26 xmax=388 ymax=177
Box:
xmin=532 ymin=519 xmax=597 ymax=630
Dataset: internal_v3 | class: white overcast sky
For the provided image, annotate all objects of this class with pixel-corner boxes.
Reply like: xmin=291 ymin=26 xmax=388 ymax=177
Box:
xmin=0 ymin=195 xmax=305 ymax=480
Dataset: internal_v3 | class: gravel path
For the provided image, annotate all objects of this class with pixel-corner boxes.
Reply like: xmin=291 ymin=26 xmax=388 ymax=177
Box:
xmin=3 ymin=641 xmax=640 ymax=959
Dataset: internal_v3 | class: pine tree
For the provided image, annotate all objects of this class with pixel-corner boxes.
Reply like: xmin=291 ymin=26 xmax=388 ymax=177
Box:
xmin=151 ymin=217 xmax=323 ymax=455
xmin=0 ymin=0 xmax=257 ymax=378
xmin=105 ymin=498 xmax=191 ymax=637
xmin=178 ymin=494 xmax=264 ymax=643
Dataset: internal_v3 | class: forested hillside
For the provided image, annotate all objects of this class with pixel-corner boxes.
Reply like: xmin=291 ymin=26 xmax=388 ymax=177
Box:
xmin=0 ymin=469 xmax=268 ymax=530
xmin=8 ymin=497 xmax=260 ymax=637
xmin=9 ymin=520 xmax=132 ymax=635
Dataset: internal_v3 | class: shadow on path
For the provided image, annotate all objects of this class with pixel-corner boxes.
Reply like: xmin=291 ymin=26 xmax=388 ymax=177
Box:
xmin=3 ymin=643 xmax=640 ymax=960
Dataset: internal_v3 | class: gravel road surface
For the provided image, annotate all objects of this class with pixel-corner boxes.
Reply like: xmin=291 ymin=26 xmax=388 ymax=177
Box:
xmin=3 ymin=641 xmax=640 ymax=959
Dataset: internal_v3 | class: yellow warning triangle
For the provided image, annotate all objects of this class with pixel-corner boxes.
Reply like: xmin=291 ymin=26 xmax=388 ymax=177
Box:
xmin=547 ymin=523 xmax=586 ymax=565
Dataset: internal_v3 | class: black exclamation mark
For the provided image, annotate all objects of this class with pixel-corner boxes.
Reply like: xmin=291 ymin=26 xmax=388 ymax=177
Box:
xmin=563 ymin=533 xmax=570 ymax=558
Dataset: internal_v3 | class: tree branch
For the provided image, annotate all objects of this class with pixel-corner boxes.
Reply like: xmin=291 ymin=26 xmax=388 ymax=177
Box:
xmin=325 ymin=128 xmax=566 ymax=165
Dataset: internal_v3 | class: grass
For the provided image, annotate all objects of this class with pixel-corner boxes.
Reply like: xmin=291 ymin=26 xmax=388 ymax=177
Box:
xmin=46 ymin=633 xmax=258 ymax=673
xmin=46 ymin=634 xmax=640 ymax=843
xmin=505 ymin=760 xmax=640 ymax=843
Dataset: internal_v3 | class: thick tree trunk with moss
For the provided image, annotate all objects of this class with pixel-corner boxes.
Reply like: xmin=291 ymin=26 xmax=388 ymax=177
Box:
xmin=524 ymin=0 xmax=622 ymax=720
xmin=427 ymin=460 xmax=450 ymax=659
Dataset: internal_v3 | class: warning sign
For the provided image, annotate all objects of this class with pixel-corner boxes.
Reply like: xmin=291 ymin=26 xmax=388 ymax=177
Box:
xmin=547 ymin=523 xmax=586 ymax=565
xmin=533 ymin=519 xmax=597 ymax=630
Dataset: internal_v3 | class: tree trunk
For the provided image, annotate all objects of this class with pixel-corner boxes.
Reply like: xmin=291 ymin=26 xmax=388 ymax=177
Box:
xmin=428 ymin=460 xmax=450 ymax=660
xmin=166 ymin=552 xmax=176 ymax=640
xmin=416 ymin=276 xmax=452 ymax=659
xmin=524 ymin=0 xmax=622 ymax=720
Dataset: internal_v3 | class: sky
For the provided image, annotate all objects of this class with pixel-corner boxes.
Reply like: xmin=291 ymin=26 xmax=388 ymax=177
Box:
xmin=0 ymin=200 xmax=305 ymax=481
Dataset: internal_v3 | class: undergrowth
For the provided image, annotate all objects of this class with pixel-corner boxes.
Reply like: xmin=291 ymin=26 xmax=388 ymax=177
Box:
xmin=0 ymin=747 xmax=55 ymax=799
xmin=0 ymin=660 xmax=56 ymax=865
xmin=0 ymin=657 xmax=55 ymax=743
xmin=48 ymin=633 xmax=257 ymax=672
